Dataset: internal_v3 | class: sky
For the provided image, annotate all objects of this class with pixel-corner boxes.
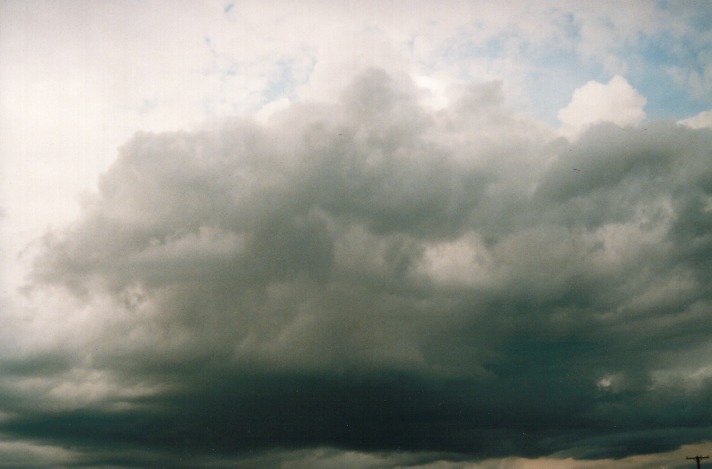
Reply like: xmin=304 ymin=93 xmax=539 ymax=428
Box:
xmin=1 ymin=1 xmax=712 ymax=467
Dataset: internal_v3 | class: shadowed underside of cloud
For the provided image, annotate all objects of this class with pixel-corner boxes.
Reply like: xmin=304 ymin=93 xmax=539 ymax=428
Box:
xmin=3 ymin=69 xmax=712 ymax=467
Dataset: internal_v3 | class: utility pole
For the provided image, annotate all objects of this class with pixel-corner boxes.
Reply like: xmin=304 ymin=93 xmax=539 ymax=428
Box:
xmin=687 ymin=455 xmax=710 ymax=469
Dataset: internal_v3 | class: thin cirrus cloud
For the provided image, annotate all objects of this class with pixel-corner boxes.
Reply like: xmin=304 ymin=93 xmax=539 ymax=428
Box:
xmin=1 ymin=1 xmax=712 ymax=468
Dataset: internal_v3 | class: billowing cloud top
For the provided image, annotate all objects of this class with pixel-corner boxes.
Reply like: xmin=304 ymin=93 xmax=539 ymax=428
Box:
xmin=2 ymin=68 xmax=711 ymax=468
xmin=558 ymin=75 xmax=647 ymax=137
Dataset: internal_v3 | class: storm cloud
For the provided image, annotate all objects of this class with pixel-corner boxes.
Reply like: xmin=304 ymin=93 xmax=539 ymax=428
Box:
xmin=4 ymin=68 xmax=712 ymax=467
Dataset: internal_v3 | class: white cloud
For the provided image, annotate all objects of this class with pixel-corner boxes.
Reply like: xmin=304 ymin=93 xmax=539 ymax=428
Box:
xmin=679 ymin=108 xmax=712 ymax=129
xmin=557 ymin=75 xmax=647 ymax=138
xmin=417 ymin=232 xmax=495 ymax=287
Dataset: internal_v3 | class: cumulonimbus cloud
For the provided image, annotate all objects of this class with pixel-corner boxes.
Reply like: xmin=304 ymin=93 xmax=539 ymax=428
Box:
xmin=3 ymin=68 xmax=712 ymax=467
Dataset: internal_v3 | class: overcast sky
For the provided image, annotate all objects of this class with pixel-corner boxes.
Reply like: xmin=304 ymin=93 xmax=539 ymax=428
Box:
xmin=1 ymin=1 xmax=712 ymax=468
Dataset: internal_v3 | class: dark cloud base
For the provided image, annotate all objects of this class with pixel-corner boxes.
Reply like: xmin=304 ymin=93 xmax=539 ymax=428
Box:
xmin=4 ymin=69 xmax=712 ymax=467
xmin=6 ymin=369 xmax=711 ymax=467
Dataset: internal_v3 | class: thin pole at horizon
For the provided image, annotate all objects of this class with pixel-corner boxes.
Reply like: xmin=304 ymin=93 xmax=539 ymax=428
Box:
xmin=687 ymin=455 xmax=710 ymax=469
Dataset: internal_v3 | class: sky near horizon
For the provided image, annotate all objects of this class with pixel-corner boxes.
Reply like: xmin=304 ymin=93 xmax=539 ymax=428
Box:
xmin=1 ymin=1 xmax=712 ymax=467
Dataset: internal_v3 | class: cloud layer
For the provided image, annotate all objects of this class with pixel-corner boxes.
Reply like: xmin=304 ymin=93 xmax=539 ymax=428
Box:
xmin=2 ymin=69 xmax=711 ymax=467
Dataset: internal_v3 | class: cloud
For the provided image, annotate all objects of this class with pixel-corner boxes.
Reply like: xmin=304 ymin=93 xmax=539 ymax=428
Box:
xmin=3 ymin=68 xmax=712 ymax=467
xmin=2 ymin=1 xmax=712 ymax=467
xmin=557 ymin=76 xmax=647 ymax=138
xmin=2 ymin=0 xmax=709 ymax=306
xmin=679 ymin=108 xmax=712 ymax=129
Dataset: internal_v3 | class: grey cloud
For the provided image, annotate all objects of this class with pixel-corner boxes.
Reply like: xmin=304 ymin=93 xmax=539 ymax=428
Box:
xmin=6 ymin=69 xmax=712 ymax=466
